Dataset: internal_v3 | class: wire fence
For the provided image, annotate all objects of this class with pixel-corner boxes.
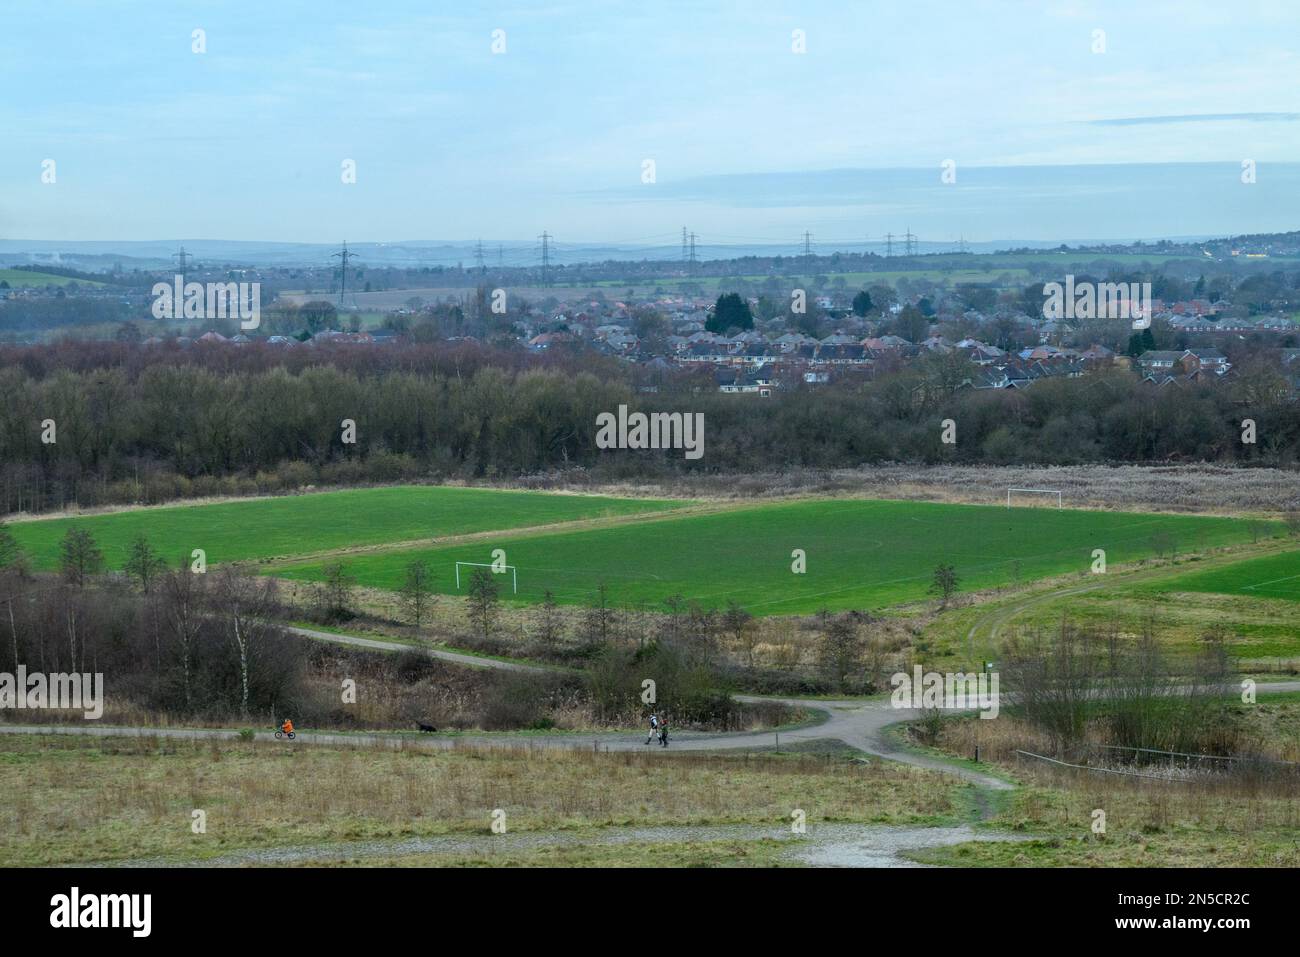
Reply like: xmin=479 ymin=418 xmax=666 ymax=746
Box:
xmin=1015 ymin=745 xmax=1300 ymax=785
xmin=1092 ymin=744 xmax=1299 ymax=768
xmin=1014 ymin=749 xmax=1192 ymax=783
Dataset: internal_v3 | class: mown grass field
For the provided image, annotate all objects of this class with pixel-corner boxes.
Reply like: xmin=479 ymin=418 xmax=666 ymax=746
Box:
xmin=271 ymin=497 xmax=1273 ymax=615
xmin=1151 ymin=549 xmax=1300 ymax=602
xmin=10 ymin=484 xmax=1282 ymax=617
xmin=6 ymin=486 xmax=684 ymax=570
xmin=928 ymin=537 xmax=1300 ymax=669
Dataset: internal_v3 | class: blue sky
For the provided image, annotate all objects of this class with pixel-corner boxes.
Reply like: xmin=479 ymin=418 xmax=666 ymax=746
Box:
xmin=3 ymin=0 xmax=1299 ymax=247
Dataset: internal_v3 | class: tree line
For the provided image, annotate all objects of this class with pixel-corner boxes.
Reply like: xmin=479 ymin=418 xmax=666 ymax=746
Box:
xmin=0 ymin=340 xmax=1298 ymax=514
xmin=0 ymin=524 xmax=301 ymax=720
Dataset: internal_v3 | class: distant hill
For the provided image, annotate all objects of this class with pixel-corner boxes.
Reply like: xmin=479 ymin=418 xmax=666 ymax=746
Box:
xmin=0 ymin=267 xmax=107 ymax=289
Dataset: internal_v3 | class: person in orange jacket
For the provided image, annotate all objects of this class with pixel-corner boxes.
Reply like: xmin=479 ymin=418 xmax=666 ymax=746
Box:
xmin=281 ymin=718 xmax=294 ymax=735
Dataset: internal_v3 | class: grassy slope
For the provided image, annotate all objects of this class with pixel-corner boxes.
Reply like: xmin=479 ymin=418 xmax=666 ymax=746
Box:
xmin=0 ymin=268 xmax=106 ymax=288
xmin=272 ymin=498 xmax=1268 ymax=615
xmin=7 ymin=486 xmax=685 ymax=570
xmin=1150 ymin=548 xmax=1300 ymax=601
xmin=936 ymin=541 xmax=1300 ymax=667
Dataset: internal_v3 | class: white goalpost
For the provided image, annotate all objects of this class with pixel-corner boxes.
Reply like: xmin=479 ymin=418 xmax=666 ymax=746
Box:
xmin=454 ymin=561 xmax=518 ymax=594
xmin=1006 ymin=487 xmax=1063 ymax=508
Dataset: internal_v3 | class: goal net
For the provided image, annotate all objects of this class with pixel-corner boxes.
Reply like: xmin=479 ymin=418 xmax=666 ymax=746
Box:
xmin=1006 ymin=487 xmax=1062 ymax=508
xmin=454 ymin=561 xmax=518 ymax=594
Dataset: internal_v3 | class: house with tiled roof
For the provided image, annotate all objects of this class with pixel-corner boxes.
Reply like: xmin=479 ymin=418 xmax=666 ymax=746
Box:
xmin=1182 ymin=348 xmax=1230 ymax=375
xmin=1137 ymin=350 xmax=1184 ymax=373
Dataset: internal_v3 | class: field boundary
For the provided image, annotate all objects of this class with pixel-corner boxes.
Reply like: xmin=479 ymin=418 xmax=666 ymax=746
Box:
xmin=1014 ymin=749 xmax=1191 ymax=782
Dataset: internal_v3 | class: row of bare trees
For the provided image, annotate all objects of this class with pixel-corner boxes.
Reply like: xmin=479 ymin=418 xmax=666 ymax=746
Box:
xmin=0 ymin=524 xmax=302 ymax=720
xmin=1000 ymin=620 xmax=1235 ymax=759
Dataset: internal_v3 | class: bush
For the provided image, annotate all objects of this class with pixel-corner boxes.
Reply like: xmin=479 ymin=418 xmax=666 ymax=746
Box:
xmin=275 ymin=459 xmax=317 ymax=490
xmin=394 ymin=647 xmax=437 ymax=683
xmin=478 ymin=673 xmax=550 ymax=730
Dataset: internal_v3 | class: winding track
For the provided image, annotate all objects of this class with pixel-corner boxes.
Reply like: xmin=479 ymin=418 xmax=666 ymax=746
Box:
xmin=288 ymin=626 xmax=1013 ymax=787
xmin=6 ymin=624 xmax=1297 ymax=793
xmin=1 ymin=624 xmax=1015 ymax=788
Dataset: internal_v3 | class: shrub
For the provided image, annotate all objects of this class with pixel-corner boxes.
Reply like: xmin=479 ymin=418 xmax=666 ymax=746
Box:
xmin=394 ymin=647 xmax=437 ymax=683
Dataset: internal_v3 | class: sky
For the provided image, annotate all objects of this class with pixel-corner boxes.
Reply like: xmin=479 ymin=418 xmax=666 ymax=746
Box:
xmin=3 ymin=0 xmax=1300 ymax=252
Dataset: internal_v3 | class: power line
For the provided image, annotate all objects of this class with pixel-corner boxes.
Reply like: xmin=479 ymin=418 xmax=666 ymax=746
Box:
xmin=538 ymin=231 xmax=552 ymax=287
xmin=474 ymin=239 xmax=486 ymax=275
xmin=332 ymin=240 xmax=358 ymax=308
xmin=172 ymin=246 xmax=191 ymax=285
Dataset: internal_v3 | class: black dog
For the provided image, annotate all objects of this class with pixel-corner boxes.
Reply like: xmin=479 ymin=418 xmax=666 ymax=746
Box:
xmin=417 ymin=722 xmax=437 ymax=733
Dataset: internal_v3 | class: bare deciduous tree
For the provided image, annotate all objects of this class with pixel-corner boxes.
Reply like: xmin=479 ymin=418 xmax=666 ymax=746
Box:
xmin=466 ymin=568 xmax=500 ymax=640
xmin=722 ymin=600 xmax=758 ymax=668
xmin=535 ymin=589 xmax=562 ymax=647
xmin=59 ymin=529 xmax=103 ymax=588
xmin=582 ymin=582 xmax=613 ymax=647
xmin=160 ymin=564 xmax=206 ymax=712
xmin=124 ymin=534 xmax=166 ymax=593
xmin=214 ymin=567 xmax=279 ymax=717
xmin=399 ymin=559 xmax=434 ymax=631
xmin=317 ymin=562 xmax=356 ymax=623
xmin=818 ymin=612 xmax=862 ymax=691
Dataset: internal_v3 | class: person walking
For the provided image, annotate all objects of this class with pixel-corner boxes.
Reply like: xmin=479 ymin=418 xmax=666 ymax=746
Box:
xmin=645 ymin=712 xmax=659 ymax=745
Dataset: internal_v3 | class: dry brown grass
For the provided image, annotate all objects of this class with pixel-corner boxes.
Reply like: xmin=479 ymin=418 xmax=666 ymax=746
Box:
xmin=0 ymin=734 xmax=967 ymax=865
xmin=15 ymin=463 xmax=1298 ymax=527
xmin=516 ymin=463 xmax=1300 ymax=518
xmin=914 ymin=706 xmax=1300 ymax=867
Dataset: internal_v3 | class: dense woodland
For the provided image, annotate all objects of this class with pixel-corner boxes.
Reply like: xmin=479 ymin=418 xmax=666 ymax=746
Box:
xmin=0 ymin=339 xmax=1298 ymax=514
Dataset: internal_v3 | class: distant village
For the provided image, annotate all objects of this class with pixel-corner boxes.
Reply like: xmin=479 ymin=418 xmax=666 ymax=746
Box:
xmin=5 ymin=250 xmax=1300 ymax=397
xmin=124 ymin=286 xmax=1300 ymax=397
xmin=510 ymin=292 xmax=1271 ymax=394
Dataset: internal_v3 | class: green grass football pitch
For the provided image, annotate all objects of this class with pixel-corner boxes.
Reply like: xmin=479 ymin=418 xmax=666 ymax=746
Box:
xmin=271 ymin=497 xmax=1273 ymax=615
xmin=6 ymin=486 xmax=685 ymax=571
xmin=1150 ymin=549 xmax=1300 ymax=602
